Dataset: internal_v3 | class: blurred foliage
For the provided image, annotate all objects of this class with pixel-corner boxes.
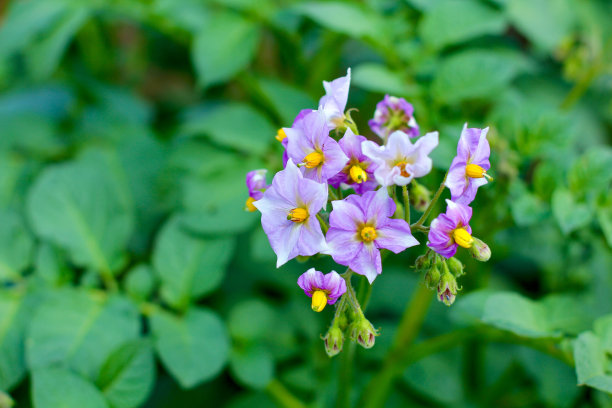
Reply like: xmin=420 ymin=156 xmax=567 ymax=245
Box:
xmin=0 ymin=0 xmax=611 ymax=407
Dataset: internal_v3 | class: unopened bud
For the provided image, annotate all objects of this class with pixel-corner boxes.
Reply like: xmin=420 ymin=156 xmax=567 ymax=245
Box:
xmin=0 ymin=391 xmax=14 ymax=408
xmin=410 ymin=181 xmax=432 ymax=212
xmin=437 ymin=270 xmax=458 ymax=306
xmin=469 ymin=237 xmax=491 ymax=262
xmin=447 ymin=257 xmax=464 ymax=277
xmin=424 ymin=264 xmax=441 ymax=290
xmin=323 ymin=325 xmax=344 ymax=357
xmin=349 ymin=317 xmax=379 ymax=349
xmin=414 ymin=254 xmax=431 ymax=274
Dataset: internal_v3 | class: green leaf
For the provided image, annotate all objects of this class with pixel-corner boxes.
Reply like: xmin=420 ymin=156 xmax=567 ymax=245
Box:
xmin=432 ymin=49 xmax=530 ymax=104
xmin=32 ymin=367 xmax=108 ymax=408
xmin=419 ymin=0 xmax=506 ymax=51
xmin=551 ymin=188 xmax=592 ymax=235
xmin=0 ymin=293 xmax=31 ymax=390
xmin=27 ymin=289 xmax=140 ymax=380
xmin=597 ymin=205 xmax=612 ymax=248
xmin=192 ymin=12 xmax=260 ymax=87
xmin=97 ymin=340 xmax=155 ymax=408
xmin=0 ymin=209 xmax=35 ymax=281
xmin=123 ymin=264 xmax=156 ymax=301
xmin=27 ymin=156 xmax=134 ymax=275
xmin=482 ymin=293 xmax=554 ymax=338
xmin=352 ymin=63 xmax=418 ymax=97
xmin=229 ymin=345 xmax=274 ymax=389
xmin=153 ymin=217 xmax=235 ymax=310
xmin=574 ymin=332 xmax=607 ymax=385
xmin=254 ymin=77 xmax=316 ymax=125
xmin=568 ymin=147 xmax=612 ymax=200
xmin=402 ymin=349 xmax=463 ymax=404
xmin=150 ymin=308 xmax=229 ymax=388
xmin=228 ymin=299 xmax=276 ymax=342
xmin=181 ymin=103 xmax=275 ymax=155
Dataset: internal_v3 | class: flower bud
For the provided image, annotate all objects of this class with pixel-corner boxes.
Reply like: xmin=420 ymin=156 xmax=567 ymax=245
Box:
xmin=424 ymin=264 xmax=440 ymax=290
xmin=410 ymin=181 xmax=431 ymax=212
xmin=469 ymin=237 xmax=491 ymax=262
xmin=0 ymin=391 xmax=13 ymax=408
xmin=323 ymin=325 xmax=344 ymax=357
xmin=437 ymin=270 xmax=458 ymax=306
xmin=349 ymin=317 xmax=379 ymax=349
xmin=414 ymin=254 xmax=431 ymax=274
xmin=447 ymin=257 xmax=464 ymax=277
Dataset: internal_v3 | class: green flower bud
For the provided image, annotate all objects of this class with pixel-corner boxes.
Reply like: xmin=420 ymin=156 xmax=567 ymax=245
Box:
xmin=349 ymin=317 xmax=379 ymax=349
xmin=437 ymin=270 xmax=458 ymax=306
xmin=469 ymin=237 xmax=491 ymax=262
xmin=424 ymin=264 xmax=441 ymax=290
xmin=0 ymin=391 xmax=14 ymax=408
xmin=323 ymin=325 xmax=344 ymax=357
xmin=447 ymin=257 xmax=464 ymax=277
xmin=410 ymin=181 xmax=432 ymax=212
xmin=414 ymin=254 xmax=431 ymax=274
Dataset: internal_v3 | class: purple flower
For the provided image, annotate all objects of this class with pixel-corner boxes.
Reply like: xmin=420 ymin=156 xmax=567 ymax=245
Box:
xmin=297 ymin=268 xmax=347 ymax=312
xmin=277 ymin=109 xmax=314 ymax=167
xmin=245 ymin=169 xmax=269 ymax=212
xmin=328 ymin=128 xmax=378 ymax=194
xmin=326 ymin=188 xmax=419 ymax=283
xmin=368 ymin=95 xmax=419 ymax=141
xmin=253 ymin=159 xmax=328 ymax=267
xmin=284 ymin=109 xmax=349 ymax=183
xmin=362 ymin=130 xmax=438 ymax=187
xmin=318 ymin=68 xmax=351 ymax=128
xmin=427 ymin=199 xmax=474 ymax=259
xmin=445 ymin=124 xmax=492 ymax=205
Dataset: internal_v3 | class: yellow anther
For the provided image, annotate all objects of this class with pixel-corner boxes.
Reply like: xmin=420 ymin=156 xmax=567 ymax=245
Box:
xmin=287 ymin=207 xmax=308 ymax=223
xmin=395 ymin=161 xmax=411 ymax=178
xmin=452 ymin=227 xmax=474 ymax=249
xmin=275 ymin=128 xmax=287 ymax=142
xmin=245 ymin=197 xmax=257 ymax=212
xmin=466 ymin=163 xmax=494 ymax=181
xmin=303 ymin=151 xmax=324 ymax=168
xmin=360 ymin=226 xmax=377 ymax=242
xmin=311 ymin=290 xmax=328 ymax=312
xmin=349 ymin=165 xmax=368 ymax=184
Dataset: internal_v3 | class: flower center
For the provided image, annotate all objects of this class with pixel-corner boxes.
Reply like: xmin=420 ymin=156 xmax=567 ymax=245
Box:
xmin=275 ymin=128 xmax=287 ymax=142
xmin=311 ymin=290 xmax=328 ymax=312
xmin=360 ymin=226 xmax=377 ymax=242
xmin=395 ymin=161 xmax=411 ymax=178
xmin=245 ymin=197 xmax=257 ymax=212
xmin=349 ymin=165 xmax=367 ymax=183
xmin=303 ymin=151 xmax=324 ymax=168
xmin=452 ymin=227 xmax=473 ymax=248
xmin=287 ymin=207 xmax=308 ymax=223
xmin=465 ymin=163 xmax=494 ymax=181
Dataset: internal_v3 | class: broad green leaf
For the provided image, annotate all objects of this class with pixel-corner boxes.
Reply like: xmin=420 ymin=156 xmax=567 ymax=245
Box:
xmin=181 ymin=103 xmax=275 ymax=155
xmin=482 ymin=293 xmax=554 ymax=338
xmin=254 ymin=77 xmax=316 ymax=125
xmin=34 ymin=243 xmax=71 ymax=287
xmin=229 ymin=345 xmax=274 ymax=389
xmin=27 ymin=289 xmax=140 ymax=380
xmin=27 ymin=156 xmax=134 ymax=275
xmin=352 ymin=63 xmax=418 ymax=97
xmin=153 ymin=217 xmax=235 ymax=310
xmin=509 ymin=181 xmax=549 ymax=227
xmin=123 ymin=264 xmax=156 ymax=301
xmin=150 ymin=308 xmax=229 ymax=388
xmin=32 ymin=367 xmax=108 ymax=408
xmin=0 ymin=209 xmax=35 ymax=281
xmin=192 ymin=12 xmax=260 ymax=87
xmin=568 ymin=148 xmax=612 ymax=200
xmin=153 ymin=0 xmax=210 ymax=34
xmin=433 ymin=49 xmax=530 ymax=104
xmin=402 ymin=349 xmax=463 ymax=404
xmin=97 ymin=340 xmax=155 ymax=408
xmin=0 ymin=391 xmax=13 ymax=407
xmin=228 ymin=299 xmax=276 ymax=341
xmin=574 ymin=332 xmax=606 ymax=385
xmin=168 ymin=140 xmax=238 ymax=179
xmin=551 ymin=188 xmax=592 ymax=235
xmin=0 ymin=293 xmax=32 ymax=390
xmin=419 ymin=0 xmax=506 ymax=50
xmin=598 ymin=205 xmax=612 ymax=248
xmin=0 ymin=114 xmax=64 ymax=158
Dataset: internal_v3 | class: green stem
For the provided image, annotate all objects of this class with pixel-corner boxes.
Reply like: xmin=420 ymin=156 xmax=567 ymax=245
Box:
xmin=316 ymin=213 xmax=329 ymax=234
xmin=402 ymin=185 xmax=410 ymax=224
xmin=328 ymin=186 xmax=340 ymax=201
xmin=266 ymin=379 xmax=307 ymax=408
xmin=356 ymin=275 xmax=373 ymax=312
xmin=359 ymin=283 xmax=433 ymax=408
xmin=336 ymin=341 xmax=356 ymax=408
xmin=560 ymin=61 xmax=604 ymax=111
xmin=412 ymin=173 xmax=447 ymax=228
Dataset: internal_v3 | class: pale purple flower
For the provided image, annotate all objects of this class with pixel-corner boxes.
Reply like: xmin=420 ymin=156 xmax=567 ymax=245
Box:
xmin=297 ymin=268 xmax=346 ymax=305
xmin=326 ymin=188 xmax=419 ymax=283
xmin=318 ymin=68 xmax=351 ymax=128
xmin=284 ymin=109 xmax=349 ymax=183
xmin=368 ymin=95 xmax=419 ymax=141
xmin=362 ymin=130 xmax=438 ymax=187
xmin=445 ymin=124 xmax=491 ymax=205
xmin=253 ymin=159 xmax=328 ymax=267
xmin=246 ymin=169 xmax=268 ymax=200
xmin=427 ymin=199 xmax=473 ymax=259
xmin=328 ymin=128 xmax=378 ymax=194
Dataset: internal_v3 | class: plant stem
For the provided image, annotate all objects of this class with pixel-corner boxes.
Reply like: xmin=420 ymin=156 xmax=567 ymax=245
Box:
xmin=560 ymin=62 xmax=602 ymax=111
xmin=328 ymin=186 xmax=339 ymax=201
xmin=412 ymin=173 xmax=447 ymax=228
xmin=359 ymin=283 xmax=433 ymax=408
xmin=316 ymin=213 xmax=329 ymax=234
xmin=336 ymin=341 xmax=356 ymax=408
xmin=402 ymin=185 xmax=410 ymax=224
xmin=266 ymin=379 xmax=307 ymax=408
xmin=356 ymin=275 xmax=373 ymax=312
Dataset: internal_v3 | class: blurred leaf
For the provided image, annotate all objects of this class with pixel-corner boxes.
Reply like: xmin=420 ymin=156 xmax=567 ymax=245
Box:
xmin=181 ymin=103 xmax=275 ymax=155
xmin=32 ymin=367 xmax=108 ymax=408
xmin=0 ymin=292 xmax=32 ymax=390
xmin=552 ymin=187 xmax=592 ymax=235
xmin=574 ymin=331 xmax=612 ymax=392
xmin=153 ymin=217 xmax=235 ymax=310
xmin=229 ymin=345 xmax=274 ymax=390
xmin=402 ymin=349 xmax=463 ymax=404
xmin=419 ymin=0 xmax=506 ymax=51
xmin=0 ymin=115 xmax=64 ymax=158
xmin=0 ymin=85 xmax=74 ymax=120
xmin=27 ymin=155 xmax=134 ymax=274
xmin=35 ymin=243 xmax=71 ymax=286
xmin=597 ymin=205 xmax=612 ymax=248
xmin=509 ymin=181 xmax=549 ymax=227
xmin=228 ymin=299 xmax=276 ymax=342
xmin=433 ymin=49 xmax=531 ymax=103
xmin=153 ymin=0 xmax=210 ymax=33
xmin=97 ymin=340 xmax=155 ymax=408
xmin=482 ymin=293 xmax=554 ymax=338
xmin=123 ymin=264 xmax=156 ymax=301
xmin=150 ymin=307 xmax=229 ymax=388
xmin=568 ymin=147 xmax=612 ymax=200
xmin=192 ymin=12 xmax=260 ymax=87
xmin=352 ymin=63 xmax=417 ymax=97
xmin=595 ymin=315 xmax=612 ymax=354
xmin=0 ymin=209 xmax=35 ymax=281
xmin=254 ymin=77 xmax=316 ymax=125
xmin=27 ymin=290 xmax=140 ymax=380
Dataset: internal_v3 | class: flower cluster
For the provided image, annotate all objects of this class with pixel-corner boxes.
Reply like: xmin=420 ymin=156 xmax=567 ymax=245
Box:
xmin=244 ymin=68 xmax=494 ymax=356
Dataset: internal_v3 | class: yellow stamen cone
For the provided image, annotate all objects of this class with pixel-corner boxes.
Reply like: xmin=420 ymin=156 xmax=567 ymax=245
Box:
xmin=349 ymin=165 xmax=368 ymax=183
xmin=303 ymin=151 xmax=324 ymax=168
xmin=287 ymin=207 xmax=308 ymax=222
xmin=275 ymin=128 xmax=287 ymax=142
xmin=311 ymin=290 xmax=328 ymax=312
xmin=360 ymin=226 xmax=377 ymax=242
xmin=466 ymin=163 xmax=493 ymax=181
xmin=452 ymin=227 xmax=474 ymax=248
xmin=245 ymin=197 xmax=257 ymax=212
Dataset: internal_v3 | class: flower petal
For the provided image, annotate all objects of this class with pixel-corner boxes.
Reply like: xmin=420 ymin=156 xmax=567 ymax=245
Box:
xmin=350 ymin=243 xmax=382 ymax=283
xmin=326 ymin=228 xmax=362 ymax=266
xmin=375 ymin=218 xmax=419 ymax=253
